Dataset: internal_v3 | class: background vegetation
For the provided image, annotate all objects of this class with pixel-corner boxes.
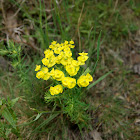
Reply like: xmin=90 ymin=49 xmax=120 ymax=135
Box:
xmin=0 ymin=0 xmax=140 ymax=139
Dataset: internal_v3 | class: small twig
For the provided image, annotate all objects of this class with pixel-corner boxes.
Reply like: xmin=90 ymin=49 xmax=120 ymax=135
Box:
xmin=0 ymin=24 xmax=24 ymax=31
xmin=109 ymin=0 xmax=118 ymax=19
xmin=9 ymin=0 xmax=26 ymax=20
xmin=90 ymin=104 xmax=102 ymax=120
xmin=37 ymin=7 xmax=54 ymax=12
xmin=1 ymin=0 xmax=6 ymax=23
xmin=93 ymin=104 xmax=102 ymax=116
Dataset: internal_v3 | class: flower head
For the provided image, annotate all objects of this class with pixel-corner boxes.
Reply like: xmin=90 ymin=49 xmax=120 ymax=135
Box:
xmin=35 ymin=40 xmax=93 ymax=95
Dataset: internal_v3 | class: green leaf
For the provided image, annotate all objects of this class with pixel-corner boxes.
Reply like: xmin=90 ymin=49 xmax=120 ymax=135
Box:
xmin=87 ymin=71 xmax=112 ymax=90
xmin=33 ymin=113 xmax=42 ymax=121
xmin=82 ymin=67 xmax=91 ymax=75
xmin=5 ymin=129 xmax=11 ymax=137
xmin=0 ymin=100 xmax=2 ymax=106
xmin=2 ymin=107 xmax=16 ymax=129
xmin=10 ymin=97 xmax=19 ymax=107
xmin=0 ymin=50 xmax=9 ymax=56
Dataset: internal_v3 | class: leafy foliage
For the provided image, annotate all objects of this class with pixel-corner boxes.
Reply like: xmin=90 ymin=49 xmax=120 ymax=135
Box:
xmin=0 ymin=97 xmax=20 ymax=139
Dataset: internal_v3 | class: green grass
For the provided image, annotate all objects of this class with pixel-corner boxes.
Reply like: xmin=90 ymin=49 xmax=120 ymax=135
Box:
xmin=0 ymin=0 xmax=140 ymax=139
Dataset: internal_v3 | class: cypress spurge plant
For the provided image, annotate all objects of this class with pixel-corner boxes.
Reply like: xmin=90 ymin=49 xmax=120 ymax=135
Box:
xmin=35 ymin=40 xmax=93 ymax=128
xmin=0 ymin=97 xmax=21 ymax=139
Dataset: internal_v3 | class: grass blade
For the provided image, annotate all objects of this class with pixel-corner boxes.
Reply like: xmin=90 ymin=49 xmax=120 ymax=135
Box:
xmin=91 ymin=31 xmax=102 ymax=75
xmin=32 ymin=113 xmax=59 ymax=133
xmin=87 ymin=71 xmax=112 ymax=90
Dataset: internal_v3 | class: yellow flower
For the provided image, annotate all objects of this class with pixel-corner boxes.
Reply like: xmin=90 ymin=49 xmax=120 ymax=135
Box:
xmin=44 ymin=49 xmax=54 ymax=58
xmin=42 ymin=58 xmax=49 ymax=66
xmin=69 ymin=44 xmax=75 ymax=48
xmin=60 ymin=57 xmax=73 ymax=66
xmin=36 ymin=71 xmax=44 ymax=79
xmin=55 ymin=85 xmax=63 ymax=93
xmin=41 ymin=67 xmax=48 ymax=74
xmin=62 ymin=77 xmax=69 ymax=87
xmin=60 ymin=57 xmax=69 ymax=66
xmin=69 ymin=40 xmax=74 ymax=44
xmin=72 ymin=60 xmax=79 ymax=66
xmin=49 ymin=85 xmax=63 ymax=95
xmin=43 ymin=73 xmax=50 ymax=81
xmin=77 ymin=75 xmax=89 ymax=87
xmin=56 ymin=52 xmax=64 ymax=64
xmin=49 ymin=45 xmax=54 ymax=49
xmin=54 ymin=46 xmax=62 ymax=54
xmin=56 ymin=43 xmax=61 ymax=47
xmin=58 ymin=51 xmax=64 ymax=59
xmin=51 ymin=41 xmax=57 ymax=45
xmin=77 ymin=55 xmax=88 ymax=65
xmin=66 ymin=57 xmax=73 ymax=65
xmin=49 ymin=86 xmax=55 ymax=95
xmin=47 ymin=55 xmax=56 ymax=68
xmin=76 ymin=66 xmax=80 ymax=72
xmin=64 ymin=40 xmax=68 ymax=45
xmin=64 ymin=50 xmax=72 ymax=58
xmin=53 ymin=69 xmax=64 ymax=81
xmin=66 ymin=65 xmax=77 ymax=76
xmin=50 ymin=68 xmax=55 ymax=77
xmin=49 ymin=86 xmax=59 ymax=95
xmin=86 ymin=73 xmax=93 ymax=82
xmin=67 ymin=78 xmax=76 ymax=89
xmin=35 ymin=65 xmax=41 ymax=71
xmin=64 ymin=47 xmax=70 ymax=52
xmin=36 ymin=40 xmax=92 ymax=91
xmin=79 ymin=52 xmax=88 ymax=56
xmin=62 ymin=77 xmax=76 ymax=89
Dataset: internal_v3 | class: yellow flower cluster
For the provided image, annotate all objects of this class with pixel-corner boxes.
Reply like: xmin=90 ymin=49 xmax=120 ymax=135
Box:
xmin=35 ymin=40 xmax=93 ymax=95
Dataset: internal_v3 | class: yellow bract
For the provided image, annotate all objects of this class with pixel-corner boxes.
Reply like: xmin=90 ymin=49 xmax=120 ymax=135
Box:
xmin=36 ymin=71 xmax=44 ymax=79
xmin=51 ymin=41 xmax=57 ymax=45
xmin=77 ymin=55 xmax=89 ymax=65
xmin=35 ymin=65 xmax=41 ymax=71
xmin=62 ymin=77 xmax=76 ymax=89
xmin=44 ymin=49 xmax=54 ymax=58
xmin=43 ymin=74 xmax=50 ymax=81
xmin=79 ymin=52 xmax=88 ymax=56
xmin=86 ymin=73 xmax=93 ymax=82
xmin=53 ymin=69 xmax=64 ymax=81
xmin=42 ymin=67 xmax=48 ymax=74
xmin=77 ymin=73 xmax=93 ymax=87
xmin=69 ymin=40 xmax=74 ymax=44
xmin=42 ymin=58 xmax=49 ymax=66
xmin=50 ymin=85 xmax=63 ymax=95
xmin=47 ymin=55 xmax=56 ymax=68
xmin=35 ymin=40 xmax=93 ymax=95
xmin=66 ymin=65 xmax=79 ymax=76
